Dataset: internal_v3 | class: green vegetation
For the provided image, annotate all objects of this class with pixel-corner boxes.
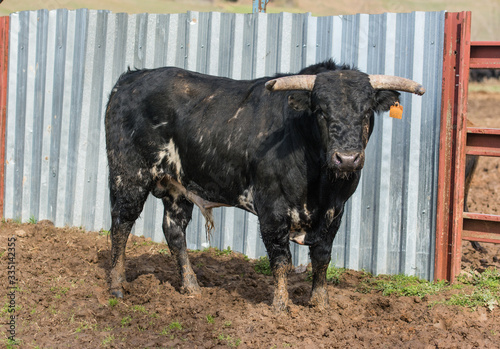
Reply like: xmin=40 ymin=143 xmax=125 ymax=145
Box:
xmin=99 ymin=229 xmax=110 ymax=236
xmin=102 ymin=334 xmax=115 ymax=347
xmin=217 ymin=333 xmax=241 ymax=347
xmin=469 ymin=81 xmax=500 ymax=93
xmin=201 ymin=246 xmax=234 ymax=256
xmin=326 ymin=266 xmax=346 ymax=284
xmin=353 ymin=268 xmax=499 ymax=311
xmin=254 ymin=256 xmax=272 ymax=276
xmin=306 ymin=265 xmax=346 ymax=284
xmin=121 ymin=316 xmax=132 ymax=327
xmin=27 ymin=215 xmax=37 ymax=224
xmin=358 ymin=273 xmax=447 ymax=298
xmin=445 ymin=288 xmax=498 ymax=310
xmin=50 ymin=286 xmax=70 ymax=299
xmin=108 ymin=298 xmax=119 ymax=307
xmin=5 ymin=338 xmax=23 ymax=349
xmin=445 ymin=269 xmax=500 ymax=310
xmin=75 ymin=321 xmax=98 ymax=333
xmin=215 ymin=246 xmax=233 ymax=256
xmin=158 ymin=248 xmax=170 ymax=255
xmin=169 ymin=321 xmax=183 ymax=331
xmin=206 ymin=314 xmax=215 ymax=324
xmin=132 ymin=305 xmax=147 ymax=313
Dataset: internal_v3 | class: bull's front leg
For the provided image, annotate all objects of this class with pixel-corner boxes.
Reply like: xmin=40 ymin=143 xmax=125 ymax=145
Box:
xmin=309 ymin=243 xmax=332 ymax=309
xmin=308 ymin=213 xmax=342 ymax=309
xmin=261 ymin=224 xmax=293 ymax=312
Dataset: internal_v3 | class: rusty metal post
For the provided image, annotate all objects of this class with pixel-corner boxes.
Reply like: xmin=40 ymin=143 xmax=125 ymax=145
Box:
xmin=0 ymin=16 xmax=9 ymax=218
xmin=435 ymin=11 xmax=471 ymax=282
xmin=253 ymin=0 xmax=270 ymax=13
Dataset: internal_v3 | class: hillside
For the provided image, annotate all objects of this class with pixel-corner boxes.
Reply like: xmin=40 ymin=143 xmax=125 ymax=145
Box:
xmin=0 ymin=0 xmax=498 ymax=40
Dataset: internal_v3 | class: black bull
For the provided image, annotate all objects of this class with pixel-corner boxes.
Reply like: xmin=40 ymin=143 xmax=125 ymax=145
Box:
xmin=105 ymin=60 xmax=425 ymax=311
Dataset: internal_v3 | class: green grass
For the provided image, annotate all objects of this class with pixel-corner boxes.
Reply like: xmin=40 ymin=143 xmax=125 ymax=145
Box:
xmin=102 ymin=334 xmax=115 ymax=347
xmin=254 ymin=256 xmax=272 ymax=276
xmin=355 ymin=268 xmax=500 ymax=311
xmin=27 ymin=215 xmax=37 ymax=224
xmin=99 ymin=229 xmax=110 ymax=236
xmin=306 ymin=265 xmax=346 ymax=284
xmin=50 ymin=286 xmax=70 ymax=299
xmin=326 ymin=266 xmax=346 ymax=284
xmin=445 ymin=289 xmax=498 ymax=310
xmin=447 ymin=269 xmax=500 ymax=310
xmin=108 ymin=298 xmax=119 ymax=307
xmin=217 ymin=333 xmax=241 ymax=347
xmin=0 ymin=0 xmax=498 ymax=41
xmin=5 ymin=338 xmax=23 ymax=349
xmin=469 ymin=81 xmax=500 ymax=93
xmin=158 ymin=248 xmax=170 ymax=255
xmin=206 ymin=314 xmax=215 ymax=324
xmin=168 ymin=321 xmax=183 ymax=331
xmin=121 ymin=316 xmax=132 ymax=327
xmin=358 ymin=273 xmax=448 ymax=298
xmin=132 ymin=305 xmax=147 ymax=313
xmin=215 ymin=246 xmax=233 ymax=256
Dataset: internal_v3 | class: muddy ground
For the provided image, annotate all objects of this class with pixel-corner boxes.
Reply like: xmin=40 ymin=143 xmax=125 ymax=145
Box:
xmin=1 ymin=84 xmax=499 ymax=348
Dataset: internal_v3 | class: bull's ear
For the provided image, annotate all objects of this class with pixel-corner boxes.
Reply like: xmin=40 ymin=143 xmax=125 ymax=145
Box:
xmin=373 ymin=90 xmax=400 ymax=113
xmin=288 ymin=92 xmax=311 ymax=111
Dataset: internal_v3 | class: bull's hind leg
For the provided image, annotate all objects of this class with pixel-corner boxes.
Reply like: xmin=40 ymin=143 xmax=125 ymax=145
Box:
xmin=161 ymin=196 xmax=201 ymax=295
xmin=109 ymin=184 xmax=149 ymax=298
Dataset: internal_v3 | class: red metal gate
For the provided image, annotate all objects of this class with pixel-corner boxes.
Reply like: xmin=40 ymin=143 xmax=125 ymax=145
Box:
xmin=435 ymin=11 xmax=500 ymax=282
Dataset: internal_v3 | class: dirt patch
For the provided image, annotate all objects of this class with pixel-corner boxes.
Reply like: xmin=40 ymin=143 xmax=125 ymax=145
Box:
xmin=0 ymin=220 xmax=499 ymax=348
xmin=0 ymin=83 xmax=499 ymax=348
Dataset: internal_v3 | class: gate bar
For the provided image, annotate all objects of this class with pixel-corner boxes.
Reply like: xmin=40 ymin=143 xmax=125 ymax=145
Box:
xmin=470 ymin=42 xmax=500 ymax=68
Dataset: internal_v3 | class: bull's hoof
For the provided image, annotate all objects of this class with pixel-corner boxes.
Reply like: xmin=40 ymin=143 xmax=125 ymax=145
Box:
xmin=180 ymin=283 xmax=202 ymax=296
xmin=272 ymin=300 xmax=290 ymax=314
xmin=289 ymin=231 xmax=306 ymax=245
xmin=111 ymin=288 xmax=124 ymax=298
xmin=310 ymin=289 xmax=329 ymax=310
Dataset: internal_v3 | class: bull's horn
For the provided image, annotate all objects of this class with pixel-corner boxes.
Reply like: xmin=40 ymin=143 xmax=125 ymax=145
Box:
xmin=265 ymin=75 xmax=316 ymax=91
xmin=369 ymin=75 xmax=426 ymax=95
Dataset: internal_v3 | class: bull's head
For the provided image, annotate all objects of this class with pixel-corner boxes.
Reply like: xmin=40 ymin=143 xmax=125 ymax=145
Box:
xmin=265 ymin=70 xmax=425 ymax=174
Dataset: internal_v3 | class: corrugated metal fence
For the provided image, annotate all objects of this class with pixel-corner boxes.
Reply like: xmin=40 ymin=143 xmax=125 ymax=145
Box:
xmin=3 ymin=9 xmax=445 ymax=280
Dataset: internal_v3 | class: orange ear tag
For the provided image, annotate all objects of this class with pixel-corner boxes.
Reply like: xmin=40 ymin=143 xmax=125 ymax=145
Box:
xmin=389 ymin=102 xmax=403 ymax=119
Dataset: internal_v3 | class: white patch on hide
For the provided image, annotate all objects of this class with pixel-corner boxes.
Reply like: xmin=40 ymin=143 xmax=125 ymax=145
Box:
xmin=152 ymin=139 xmax=184 ymax=179
xmin=166 ymin=139 xmax=183 ymax=178
xmin=238 ymin=187 xmax=256 ymax=215
xmin=288 ymin=208 xmax=301 ymax=231
xmin=164 ymin=212 xmax=172 ymax=228
xmin=228 ymin=107 xmax=243 ymax=123
xmin=152 ymin=121 xmax=168 ymax=129
xmin=115 ymin=175 xmax=123 ymax=188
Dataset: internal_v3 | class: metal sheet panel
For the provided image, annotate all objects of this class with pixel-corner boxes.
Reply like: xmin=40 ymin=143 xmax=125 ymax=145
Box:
xmin=3 ymin=10 xmax=445 ymax=280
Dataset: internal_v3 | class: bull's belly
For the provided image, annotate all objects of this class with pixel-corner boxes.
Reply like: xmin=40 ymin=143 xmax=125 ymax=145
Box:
xmin=153 ymin=176 xmax=257 ymax=227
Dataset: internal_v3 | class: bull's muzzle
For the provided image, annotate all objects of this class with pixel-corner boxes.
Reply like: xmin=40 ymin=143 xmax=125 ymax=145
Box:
xmin=331 ymin=151 xmax=364 ymax=172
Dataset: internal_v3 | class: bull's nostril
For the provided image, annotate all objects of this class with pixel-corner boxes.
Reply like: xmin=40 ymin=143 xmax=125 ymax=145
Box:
xmin=334 ymin=152 xmax=343 ymax=165
xmin=332 ymin=152 xmax=364 ymax=170
xmin=352 ymin=153 xmax=360 ymax=164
